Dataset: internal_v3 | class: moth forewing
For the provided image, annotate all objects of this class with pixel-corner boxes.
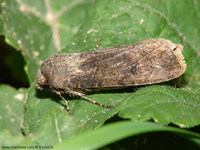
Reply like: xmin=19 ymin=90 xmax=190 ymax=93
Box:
xmin=36 ymin=38 xmax=186 ymax=113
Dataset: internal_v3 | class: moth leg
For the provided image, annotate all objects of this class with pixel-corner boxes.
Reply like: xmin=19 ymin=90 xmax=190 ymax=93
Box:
xmin=95 ymin=39 xmax=101 ymax=49
xmin=52 ymin=89 xmax=70 ymax=114
xmin=66 ymin=89 xmax=114 ymax=108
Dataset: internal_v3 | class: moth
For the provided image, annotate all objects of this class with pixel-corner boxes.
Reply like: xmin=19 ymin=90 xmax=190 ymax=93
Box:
xmin=36 ymin=39 xmax=186 ymax=112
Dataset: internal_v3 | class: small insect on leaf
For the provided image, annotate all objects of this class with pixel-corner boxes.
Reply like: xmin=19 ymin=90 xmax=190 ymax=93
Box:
xmin=36 ymin=39 xmax=186 ymax=113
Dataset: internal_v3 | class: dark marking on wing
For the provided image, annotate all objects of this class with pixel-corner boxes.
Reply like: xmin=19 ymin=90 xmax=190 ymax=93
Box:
xmin=130 ymin=64 xmax=137 ymax=75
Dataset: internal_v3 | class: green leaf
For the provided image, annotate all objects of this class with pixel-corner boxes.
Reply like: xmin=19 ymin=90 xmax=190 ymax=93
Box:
xmin=24 ymin=84 xmax=200 ymax=142
xmin=31 ymin=110 xmax=88 ymax=145
xmin=23 ymin=83 xmax=62 ymax=134
xmin=0 ymin=0 xmax=3 ymax=34
xmin=0 ymin=85 xmax=26 ymax=136
xmin=0 ymin=130 xmax=30 ymax=147
xmin=118 ymin=85 xmax=200 ymax=127
xmin=23 ymin=83 xmax=124 ymax=134
xmin=54 ymin=121 xmax=200 ymax=150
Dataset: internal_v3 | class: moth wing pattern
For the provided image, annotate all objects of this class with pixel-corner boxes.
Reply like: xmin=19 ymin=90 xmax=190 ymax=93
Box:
xmin=62 ymin=39 xmax=186 ymax=89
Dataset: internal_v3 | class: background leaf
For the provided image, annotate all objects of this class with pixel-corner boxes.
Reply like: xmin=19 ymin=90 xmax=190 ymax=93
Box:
xmin=0 ymin=0 xmax=3 ymax=34
xmin=54 ymin=121 xmax=200 ymax=150
xmin=0 ymin=85 xmax=26 ymax=136
xmin=118 ymin=85 xmax=200 ymax=127
xmin=0 ymin=131 xmax=30 ymax=147
xmin=31 ymin=110 xmax=88 ymax=146
xmin=23 ymin=83 xmax=125 ymax=134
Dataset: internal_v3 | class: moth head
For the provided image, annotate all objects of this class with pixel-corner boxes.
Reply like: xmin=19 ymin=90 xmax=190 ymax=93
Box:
xmin=36 ymin=69 xmax=47 ymax=90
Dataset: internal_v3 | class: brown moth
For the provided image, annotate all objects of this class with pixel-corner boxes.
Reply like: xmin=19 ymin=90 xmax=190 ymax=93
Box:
xmin=36 ymin=39 xmax=186 ymax=112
